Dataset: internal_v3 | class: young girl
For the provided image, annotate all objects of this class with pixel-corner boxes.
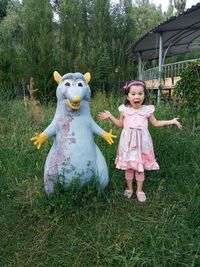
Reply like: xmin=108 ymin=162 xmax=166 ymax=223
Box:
xmin=98 ymin=80 xmax=182 ymax=202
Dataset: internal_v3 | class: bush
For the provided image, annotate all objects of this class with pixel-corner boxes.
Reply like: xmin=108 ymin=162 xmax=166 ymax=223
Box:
xmin=175 ymin=61 xmax=200 ymax=132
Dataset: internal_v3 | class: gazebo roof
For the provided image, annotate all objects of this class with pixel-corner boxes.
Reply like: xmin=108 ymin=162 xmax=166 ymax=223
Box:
xmin=128 ymin=3 xmax=200 ymax=61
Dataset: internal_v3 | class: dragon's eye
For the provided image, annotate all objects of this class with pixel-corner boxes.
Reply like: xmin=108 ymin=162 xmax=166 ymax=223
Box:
xmin=77 ymin=81 xmax=84 ymax=87
xmin=65 ymin=81 xmax=72 ymax=87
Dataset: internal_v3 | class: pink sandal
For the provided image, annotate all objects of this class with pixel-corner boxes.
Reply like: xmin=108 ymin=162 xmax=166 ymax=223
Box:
xmin=136 ymin=191 xmax=146 ymax=202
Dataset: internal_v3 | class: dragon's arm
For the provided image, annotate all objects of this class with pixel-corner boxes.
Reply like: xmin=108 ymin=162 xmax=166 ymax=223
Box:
xmin=91 ymin=120 xmax=116 ymax=145
xmin=31 ymin=120 xmax=57 ymax=149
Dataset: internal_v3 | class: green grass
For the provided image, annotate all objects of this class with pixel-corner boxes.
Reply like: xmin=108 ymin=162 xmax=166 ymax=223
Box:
xmin=0 ymin=94 xmax=200 ymax=266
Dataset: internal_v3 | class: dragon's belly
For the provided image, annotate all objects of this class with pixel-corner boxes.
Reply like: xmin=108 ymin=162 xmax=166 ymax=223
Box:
xmin=45 ymin=124 xmax=98 ymax=185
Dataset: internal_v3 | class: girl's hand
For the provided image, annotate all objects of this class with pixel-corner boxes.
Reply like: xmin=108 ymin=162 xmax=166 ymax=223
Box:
xmin=98 ymin=110 xmax=112 ymax=120
xmin=172 ymin=118 xmax=182 ymax=129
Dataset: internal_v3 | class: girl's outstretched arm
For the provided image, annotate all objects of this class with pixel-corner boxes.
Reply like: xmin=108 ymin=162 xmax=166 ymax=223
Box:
xmin=149 ymin=114 xmax=182 ymax=129
xmin=98 ymin=110 xmax=123 ymax=128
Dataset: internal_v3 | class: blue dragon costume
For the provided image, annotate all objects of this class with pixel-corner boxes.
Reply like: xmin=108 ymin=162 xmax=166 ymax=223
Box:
xmin=31 ymin=71 xmax=115 ymax=196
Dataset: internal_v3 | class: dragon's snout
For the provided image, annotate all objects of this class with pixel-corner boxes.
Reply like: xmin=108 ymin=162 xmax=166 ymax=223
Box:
xmin=67 ymin=96 xmax=82 ymax=110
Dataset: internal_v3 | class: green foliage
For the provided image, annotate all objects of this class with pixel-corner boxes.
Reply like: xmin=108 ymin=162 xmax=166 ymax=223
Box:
xmin=22 ymin=0 xmax=55 ymax=102
xmin=174 ymin=0 xmax=186 ymax=14
xmin=0 ymin=0 xmax=9 ymax=20
xmin=109 ymin=0 xmax=137 ymax=83
xmin=0 ymin=0 xmax=166 ymax=101
xmin=165 ymin=0 xmax=174 ymax=18
xmin=94 ymin=53 xmax=112 ymax=90
xmin=132 ymin=0 xmax=164 ymax=38
xmin=0 ymin=95 xmax=200 ymax=266
xmin=175 ymin=61 xmax=200 ymax=132
xmin=58 ymin=0 xmax=87 ymax=72
xmin=0 ymin=0 xmax=23 ymax=95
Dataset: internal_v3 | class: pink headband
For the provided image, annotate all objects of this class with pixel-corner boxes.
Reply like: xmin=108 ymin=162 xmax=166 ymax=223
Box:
xmin=123 ymin=80 xmax=145 ymax=92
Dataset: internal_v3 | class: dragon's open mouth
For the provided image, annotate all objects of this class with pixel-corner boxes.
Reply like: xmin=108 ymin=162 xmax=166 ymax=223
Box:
xmin=66 ymin=99 xmax=81 ymax=110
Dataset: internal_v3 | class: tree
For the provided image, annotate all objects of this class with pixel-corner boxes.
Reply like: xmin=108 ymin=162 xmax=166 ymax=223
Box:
xmin=0 ymin=0 xmax=168 ymax=99
xmin=0 ymin=0 xmax=23 ymax=97
xmin=0 ymin=0 xmax=9 ymax=21
xmin=95 ymin=53 xmax=112 ymax=90
xmin=173 ymin=0 xmax=186 ymax=14
xmin=22 ymin=0 xmax=55 ymax=101
xmin=109 ymin=0 xmax=137 ymax=83
xmin=165 ymin=0 xmax=174 ymax=18
xmin=56 ymin=0 xmax=87 ymax=72
xmin=88 ymin=0 xmax=111 ymax=78
xmin=133 ymin=0 xmax=164 ymax=38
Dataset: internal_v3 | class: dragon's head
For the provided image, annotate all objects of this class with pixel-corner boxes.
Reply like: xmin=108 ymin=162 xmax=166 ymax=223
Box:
xmin=54 ymin=71 xmax=91 ymax=111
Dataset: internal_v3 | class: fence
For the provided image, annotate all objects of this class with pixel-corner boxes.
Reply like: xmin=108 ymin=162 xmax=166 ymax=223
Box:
xmin=142 ymin=58 xmax=200 ymax=81
xmin=142 ymin=58 xmax=200 ymax=100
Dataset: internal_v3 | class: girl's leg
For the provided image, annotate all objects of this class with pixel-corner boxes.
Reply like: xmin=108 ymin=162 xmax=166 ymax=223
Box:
xmin=135 ymin=171 xmax=146 ymax=202
xmin=135 ymin=171 xmax=145 ymax=191
xmin=124 ymin=169 xmax=134 ymax=198
xmin=125 ymin=169 xmax=134 ymax=191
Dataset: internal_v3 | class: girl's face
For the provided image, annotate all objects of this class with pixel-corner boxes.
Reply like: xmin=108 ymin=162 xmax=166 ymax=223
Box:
xmin=126 ymin=85 xmax=145 ymax=109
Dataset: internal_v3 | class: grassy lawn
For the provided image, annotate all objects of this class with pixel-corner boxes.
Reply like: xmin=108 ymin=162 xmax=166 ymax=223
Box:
xmin=0 ymin=94 xmax=199 ymax=266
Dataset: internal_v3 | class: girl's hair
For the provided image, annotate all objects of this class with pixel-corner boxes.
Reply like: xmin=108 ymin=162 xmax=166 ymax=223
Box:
xmin=123 ymin=80 xmax=147 ymax=106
